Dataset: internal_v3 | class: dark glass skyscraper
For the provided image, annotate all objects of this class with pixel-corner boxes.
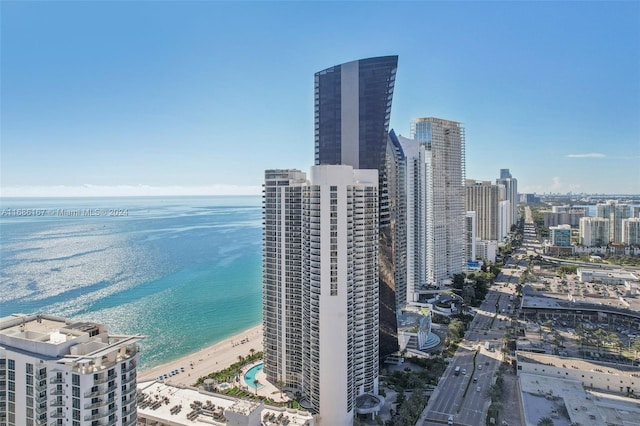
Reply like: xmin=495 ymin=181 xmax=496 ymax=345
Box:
xmin=314 ymin=56 xmax=400 ymax=358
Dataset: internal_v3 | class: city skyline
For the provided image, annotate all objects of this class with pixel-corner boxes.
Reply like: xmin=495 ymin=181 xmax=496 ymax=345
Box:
xmin=2 ymin=1 xmax=639 ymax=197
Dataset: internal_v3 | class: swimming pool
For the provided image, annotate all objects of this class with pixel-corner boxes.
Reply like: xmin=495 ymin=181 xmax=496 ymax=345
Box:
xmin=244 ymin=363 xmax=264 ymax=390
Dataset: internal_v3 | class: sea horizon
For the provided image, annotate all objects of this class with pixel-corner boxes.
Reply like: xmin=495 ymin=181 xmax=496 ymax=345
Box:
xmin=0 ymin=195 xmax=263 ymax=370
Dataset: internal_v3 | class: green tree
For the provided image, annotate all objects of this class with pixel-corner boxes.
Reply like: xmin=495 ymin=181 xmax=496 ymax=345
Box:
xmin=537 ymin=417 xmax=554 ymax=426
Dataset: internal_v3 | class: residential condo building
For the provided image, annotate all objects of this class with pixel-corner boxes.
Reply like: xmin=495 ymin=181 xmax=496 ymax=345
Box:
xmin=465 ymin=180 xmax=502 ymax=241
xmin=622 ymin=218 xmax=640 ymax=246
xmin=496 ymin=168 xmax=518 ymax=227
xmin=0 ymin=314 xmax=143 ymax=426
xmin=410 ymin=117 xmax=466 ymax=288
xmin=596 ymin=200 xmax=631 ymax=244
xmin=314 ymin=55 xmax=399 ymax=358
xmin=579 ymin=217 xmax=610 ymax=247
xmin=262 ymin=166 xmax=382 ymax=425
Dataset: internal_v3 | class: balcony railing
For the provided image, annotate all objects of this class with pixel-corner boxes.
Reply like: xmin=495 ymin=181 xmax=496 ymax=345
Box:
xmin=84 ymin=406 xmax=117 ymax=421
xmin=84 ymin=399 xmax=105 ymax=410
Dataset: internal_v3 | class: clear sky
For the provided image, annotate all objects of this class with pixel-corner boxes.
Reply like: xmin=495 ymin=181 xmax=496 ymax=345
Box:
xmin=1 ymin=1 xmax=639 ymax=197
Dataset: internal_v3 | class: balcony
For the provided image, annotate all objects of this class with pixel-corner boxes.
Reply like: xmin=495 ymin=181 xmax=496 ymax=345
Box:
xmin=50 ymin=410 xmax=65 ymax=419
xmin=49 ymin=398 xmax=65 ymax=407
xmin=84 ymin=406 xmax=117 ymax=421
xmin=84 ymin=399 xmax=105 ymax=410
xmin=49 ymin=377 xmax=64 ymax=384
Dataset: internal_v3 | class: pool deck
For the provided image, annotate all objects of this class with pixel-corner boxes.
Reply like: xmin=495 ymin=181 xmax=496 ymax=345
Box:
xmin=241 ymin=362 xmax=288 ymax=403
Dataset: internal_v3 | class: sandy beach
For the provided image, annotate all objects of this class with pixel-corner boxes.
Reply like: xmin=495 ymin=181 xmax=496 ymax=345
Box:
xmin=138 ymin=324 xmax=263 ymax=387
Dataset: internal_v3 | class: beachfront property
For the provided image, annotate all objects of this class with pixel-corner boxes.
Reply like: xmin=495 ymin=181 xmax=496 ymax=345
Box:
xmin=263 ymin=165 xmax=383 ymax=425
xmin=0 ymin=313 xmax=143 ymax=426
xmin=136 ymin=380 xmax=313 ymax=426
xmin=314 ymin=56 xmax=402 ymax=359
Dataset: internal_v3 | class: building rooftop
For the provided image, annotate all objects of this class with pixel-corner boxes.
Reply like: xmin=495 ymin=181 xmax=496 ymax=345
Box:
xmin=137 ymin=380 xmax=313 ymax=426
xmin=0 ymin=314 xmax=144 ymax=372
xmin=519 ymin=372 xmax=640 ymax=426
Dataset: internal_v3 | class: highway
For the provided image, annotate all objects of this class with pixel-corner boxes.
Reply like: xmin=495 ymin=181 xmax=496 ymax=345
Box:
xmin=419 ymin=238 xmax=526 ymax=425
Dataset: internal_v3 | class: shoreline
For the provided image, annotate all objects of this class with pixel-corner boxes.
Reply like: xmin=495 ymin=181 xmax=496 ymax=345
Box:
xmin=137 ymin=324 xmax=263 ymax=387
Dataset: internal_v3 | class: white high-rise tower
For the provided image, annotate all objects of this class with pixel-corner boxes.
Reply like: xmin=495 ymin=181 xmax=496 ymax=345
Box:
xmin=410 ymin=118 xmax=466 ymax=288
xmin=263 ymin=165 xmax=381 ymax=425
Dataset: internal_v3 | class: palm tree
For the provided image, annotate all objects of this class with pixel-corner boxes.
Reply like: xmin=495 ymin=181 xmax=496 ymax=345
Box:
xmin=253 ymin=379 xmax=260 ymax=395
xmin=537 ymin=417 xmax=554 ymax=426
xmin=237 ymin=355 xmax=244 ymax=364
xmin=249 ymin=348 xmax=255 ymax=358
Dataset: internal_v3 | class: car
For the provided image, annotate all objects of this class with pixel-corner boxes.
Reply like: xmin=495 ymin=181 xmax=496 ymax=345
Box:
xmin=476 ymin=386 xmax=481 ymax=392
xmin=461 ymin=369 xmax=467 ymax=375
xmin=448 ymin=415 xmax=454 ymax=425
xmin=473 ymin=377 xmax=478 ymax=383
xmin=477 ymin=364 xmax=482 ymax=370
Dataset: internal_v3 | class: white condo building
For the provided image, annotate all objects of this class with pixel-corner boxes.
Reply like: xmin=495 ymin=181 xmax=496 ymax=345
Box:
xmin=263 ymin=165 xmax=382 ymax=426
xmin=396 ymin=134 xmax=427 ymax=302
xmin=0 ymin=314 xmax=143 ymax=426
xmin=498 ymin=199 xmax=511 ymax=242
xmin=579 ymin=217 xmax=610 ymax=247
xmin=410 ymin=118 xmax=466 ymax=288
xmin=596 ymin=200 xmax=631 ymax=244
xmin=622 ymin=218 xmax=640 ymax=246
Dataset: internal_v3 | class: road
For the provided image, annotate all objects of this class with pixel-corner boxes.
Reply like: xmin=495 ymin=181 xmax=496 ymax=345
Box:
xmin=419 ymin=233 xmax=527 ymax=425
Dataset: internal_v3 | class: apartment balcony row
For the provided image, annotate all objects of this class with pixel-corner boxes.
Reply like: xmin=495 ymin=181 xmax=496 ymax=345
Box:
xmin=84 ymin=406 xmax=118 ymax=422
xmin=84 ymin=383 xmax=117 ymax=398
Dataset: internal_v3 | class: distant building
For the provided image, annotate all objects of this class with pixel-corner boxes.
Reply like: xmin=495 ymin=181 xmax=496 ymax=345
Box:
xmin=465 ymin=211 xmax=477 ymax=261
xmin=596 ymin=200 xmax=631 ymax=244
xmin=0 ymin=314 xmax=143 ymax=426
xmin=622 ymin=218 xmax=640 ymax=246
xmin=579 ymin=217 xmax=609 ymax=247
xmin=543 ymin=206 xmax=587 ymax=228
xmin=519 ymin=193 xmax=540 ymax=204
xmin=498 ymin=199 xmax=511 ymax=242
xmin=411 ymin=118 xmax=466 ymax=289
xmin=549 ymin=224 xmax=572 ymax=246
xmin=475 ymin=239 xmax=497 ymax=263
xmin=262 ymin=166 xmax=383 ymax=425
xmin=496 ymin=168 xmax=518 ymax=227
xmin=465 ymin=180 xmax=501 ymax=241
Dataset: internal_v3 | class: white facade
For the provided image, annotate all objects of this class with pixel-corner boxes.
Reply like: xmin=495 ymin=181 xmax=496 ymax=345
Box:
xmin=622 ymin=218 xmax=640 ymax=245
xmin=475 ymin=239 xmax=497 ymax=263
xmin=410 ymin=118 xmax=466 ymax=288
xmin=263 ymin=166 xmax=380 ymax=426
xmin=596 ymin=200 xmax=631 ymax=244
xmin=262 ymin=170 xmax=307 ymax=389
xmin=579 ymin=217 xmax=610 ymax=247
xmin=396 ymin=135 xmax=427 ymax=302
xmin=0 ymin=314 xmax=142 ymax=426
xmin=498 ymin=200 xmax=511 ymax=242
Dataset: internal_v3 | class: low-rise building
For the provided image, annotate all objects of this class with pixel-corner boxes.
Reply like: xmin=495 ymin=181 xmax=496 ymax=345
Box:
xmin=136 ymin=381 xmax=314 ymax=426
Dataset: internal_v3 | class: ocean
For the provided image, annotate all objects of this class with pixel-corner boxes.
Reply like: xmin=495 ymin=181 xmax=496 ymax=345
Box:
xmin=0 ymin=196 xmax=263 ymax=370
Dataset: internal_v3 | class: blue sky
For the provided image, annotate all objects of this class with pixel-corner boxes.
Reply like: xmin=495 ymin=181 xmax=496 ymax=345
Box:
xmin=1 ymin=1 xmax=639 ymax=197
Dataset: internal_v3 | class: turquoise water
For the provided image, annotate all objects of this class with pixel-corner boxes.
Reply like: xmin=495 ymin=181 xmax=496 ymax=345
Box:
xmin=0 ymin=196 xmax=263 ymax=370
xmin=244 ymin=363 xmax=264 ymax=389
